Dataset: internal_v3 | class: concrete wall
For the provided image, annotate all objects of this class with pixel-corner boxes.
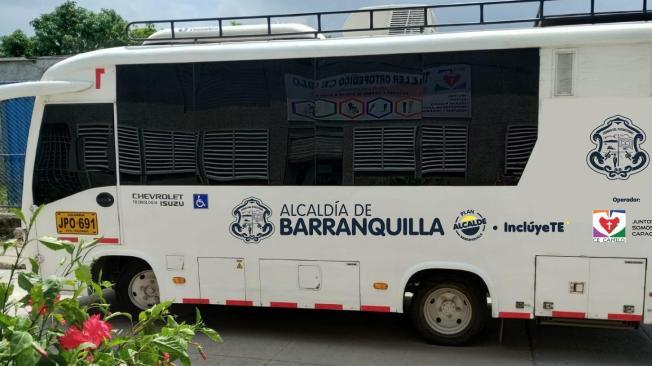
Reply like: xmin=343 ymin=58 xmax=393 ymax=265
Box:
xmin=0 ymin=56 xmax=66 ymax=83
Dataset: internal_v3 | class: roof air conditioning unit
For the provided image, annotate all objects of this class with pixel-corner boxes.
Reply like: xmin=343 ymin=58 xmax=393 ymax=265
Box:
xmin=342 ymin=5 xmax=436 ymax=37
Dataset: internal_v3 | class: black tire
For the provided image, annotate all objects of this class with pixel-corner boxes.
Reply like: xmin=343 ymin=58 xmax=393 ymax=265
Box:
xmin=410 ymin=279 xmax=487 ymax=346
xmin=116 ymin=261 xmax=160 ymax=315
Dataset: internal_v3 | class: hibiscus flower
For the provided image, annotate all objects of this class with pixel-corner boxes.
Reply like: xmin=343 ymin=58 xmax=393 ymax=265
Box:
xmin=59 ymin=314 xmax=112 ymax=350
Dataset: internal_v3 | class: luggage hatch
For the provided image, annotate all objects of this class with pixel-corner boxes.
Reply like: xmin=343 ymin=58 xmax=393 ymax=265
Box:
xmin=535 ymin=256 xmax=646 ymax=321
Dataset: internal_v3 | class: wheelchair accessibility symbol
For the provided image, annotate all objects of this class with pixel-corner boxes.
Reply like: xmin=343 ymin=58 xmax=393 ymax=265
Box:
xmin=193 ymin=194 xmax=208 ymax=209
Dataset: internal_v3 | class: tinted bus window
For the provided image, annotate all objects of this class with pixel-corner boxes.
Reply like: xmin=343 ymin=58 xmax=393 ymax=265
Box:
xmin=33 ymin=104 xmax=116 ymax=204
xmin=116 ymin=48 xmax=539 ymax=186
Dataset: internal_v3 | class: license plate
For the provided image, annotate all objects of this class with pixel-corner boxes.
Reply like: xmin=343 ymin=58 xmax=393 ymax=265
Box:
xmin=55 ymin=212 xmax=98 ymax=235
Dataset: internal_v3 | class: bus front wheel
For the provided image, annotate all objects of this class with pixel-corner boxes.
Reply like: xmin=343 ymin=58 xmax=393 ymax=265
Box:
xmin=116 ymin=261 xmax=160 ymax=314
xmin=410 ymin=279 xmax=487 ymax=345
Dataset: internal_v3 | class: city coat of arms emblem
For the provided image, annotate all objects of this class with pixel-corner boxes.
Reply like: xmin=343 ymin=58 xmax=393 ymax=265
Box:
xmin=230 ymin=197 xmax=274 ymax=243
xmin=586 ymin=115 xmax=649 ymax=180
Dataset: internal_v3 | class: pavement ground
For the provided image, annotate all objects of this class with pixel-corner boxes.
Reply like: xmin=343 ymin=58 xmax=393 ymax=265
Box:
xmin=3 ymin=268 xmax=652 ymax=365
xmin=134 ymin=304 xmax=652 ymax=366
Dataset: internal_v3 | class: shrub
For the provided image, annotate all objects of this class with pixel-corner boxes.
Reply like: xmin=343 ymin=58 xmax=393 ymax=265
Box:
xmin=0 ymin=207 xmax=220 ymax=365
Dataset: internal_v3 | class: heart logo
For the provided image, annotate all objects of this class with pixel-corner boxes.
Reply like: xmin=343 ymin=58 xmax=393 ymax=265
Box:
xmin=443 ymin=73 xmax=461 ymax=87
xmin=599 ymin=216 xmax=619 ymax=234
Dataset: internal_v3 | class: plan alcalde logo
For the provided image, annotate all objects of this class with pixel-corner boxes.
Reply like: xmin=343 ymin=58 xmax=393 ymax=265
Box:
xmin=453 ymin=209 xmax=486 ymax=241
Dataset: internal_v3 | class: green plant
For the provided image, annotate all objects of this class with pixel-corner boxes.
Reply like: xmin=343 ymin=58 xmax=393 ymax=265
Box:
xmin=1 ymin=1 xmax=134 ymax=57
xmin=0 ymin=207 xmax=220 ymax=365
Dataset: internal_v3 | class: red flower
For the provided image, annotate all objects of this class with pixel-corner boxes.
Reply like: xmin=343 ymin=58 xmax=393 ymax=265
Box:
xmin=83 ymin=314 xmax=112 ymax=346
xmin=59 ymin=327 xmax=89 ymax=350
xmin=58 ymin=315 xmax=112 ymax=350
xmin=37 ymin=305 xmax=48 ymax=316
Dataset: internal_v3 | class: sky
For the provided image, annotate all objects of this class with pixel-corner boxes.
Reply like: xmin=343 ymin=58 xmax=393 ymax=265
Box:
xmin=0 ymin=0 xmax=647 ymax=36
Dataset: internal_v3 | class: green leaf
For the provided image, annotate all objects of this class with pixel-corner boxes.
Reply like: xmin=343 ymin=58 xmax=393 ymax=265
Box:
xmin=0 ymin=282 xmax=14 ymax=308
xmin=9 ymin=331 xmax=34 ymax=356
xmin=151 ymin=336 xmax=189 ymax=365
xmin=14 ymin=347 xmax=38 ymax=366
xmin=0 ymin=312 xmax=16 ymax=328
xmin=28 ymin=205 xmax=44 ymax=230
xmin=120 ymin=347 xmax=137 ymax=362
xmin=28 ymin=284 xmax=45 ymax=309
xmin=166 ymin=314 xmax=178 ymax=328
xmin=10 ymin=207 xmax=26 ymax=224
xmin=74 ymin=265 xmax=92 ymax=284
xmin=176 ymin=326 xmax=194 ymax=339
xmin=89 ymin=282 xmax=105 ymax=303
xmin=18 ymin=272 xmax=37 ymax=291
xmin=38 ymin=237 xmax=67 ymax=252
xmin=57 ymin=299 xmax=88 ymax=326
xmin=151 ymin=301 xmax=172 ymax=320
xmin=105 ymin=311 xmax=132 ymax=322
xmin=40 ymin=352 xmax=66 ymax=365
xmin=199 ymin=328 xmax=222 ymax=343
xmin=28 ymin=257 xmax=40 ymax=275
xmin=15 ymin=315 xmax=32 ymax=329
xmin=105 ymin=337 xmax=130 ymax=348
xmin=2 ymin=239 xmax=17 ymax=256
xmin=42 ymin=276 xmax=63 ymax=299
xmin=75 ymin=342 xmax=97 ymax=351
xmin=80 ymin=237 xmax=102 ymax=251
xmin=137 ymin=351 xmax=160 ymax=365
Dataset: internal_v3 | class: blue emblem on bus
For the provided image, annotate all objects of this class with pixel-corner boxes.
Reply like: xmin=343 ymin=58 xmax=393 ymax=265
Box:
xmin=587 ymin=115 xmax=649 ymax=180
xmin=230 ymin=197 xmax=274 ymax=243
xmin=193 ymin=194 xmax=208 ymax=209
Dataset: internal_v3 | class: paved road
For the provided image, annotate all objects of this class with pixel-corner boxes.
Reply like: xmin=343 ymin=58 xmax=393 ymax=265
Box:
xmin=3 ymin=267 xmax=651 ymax=365
xmin=140 ymin=305 xmax=652 ymax=366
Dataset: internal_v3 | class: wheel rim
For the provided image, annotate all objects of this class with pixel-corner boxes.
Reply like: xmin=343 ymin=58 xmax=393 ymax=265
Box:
xmin=423 ymin=287 xmax=473 ymax=335
xmin=128 ymin=270 xmax=160 ymax=310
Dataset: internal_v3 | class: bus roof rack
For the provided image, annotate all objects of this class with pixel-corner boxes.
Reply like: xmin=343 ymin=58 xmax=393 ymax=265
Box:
xmin=126 ymin=0 xmax=652 ymax=44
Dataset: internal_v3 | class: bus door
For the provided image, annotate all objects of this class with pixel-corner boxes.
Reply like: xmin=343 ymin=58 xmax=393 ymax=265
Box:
xmin=32 ymin=103 xmax=121 ymax=277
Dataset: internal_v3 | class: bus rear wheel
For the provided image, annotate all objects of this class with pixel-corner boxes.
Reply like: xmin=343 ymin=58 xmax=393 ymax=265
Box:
xmin=411 ymin=280 xmax=487 ymax=345
xmin=116 ymin=261 xmax=160 ymax=315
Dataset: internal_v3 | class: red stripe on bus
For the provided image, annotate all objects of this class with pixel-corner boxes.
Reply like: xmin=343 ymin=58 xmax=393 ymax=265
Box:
xmin=225 ymin=300 xmax=253 ymax=307
xmin=608 ymin=313 xmax=643 ymax=321
xmin=498 ymin=312 xmax=531 ymax=319
xmin=57 ymin=237 xmax=78 ymax=242
xmin=182 ymin=298 xmax=209 ymax=305
xmin=314 ymin=303 xmax=343 ymax=310
xmin=552 ymin=311 xmax=586 ymax=319
xmin=98 ymin=237 xmax=120 ymax=244
xmin=360 ymin=305 xmax=390 ymax=312
xmin=270 ymin=301 xmax=298 ymax=308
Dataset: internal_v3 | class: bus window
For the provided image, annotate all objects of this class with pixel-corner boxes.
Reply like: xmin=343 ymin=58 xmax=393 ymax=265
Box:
xmin=33 ymin=104 xmax=116 ymax=205
xmin=115 ymin=48 xmax=539 ymax=187
xmin=116 ymin=63 xmax=195 ymax=185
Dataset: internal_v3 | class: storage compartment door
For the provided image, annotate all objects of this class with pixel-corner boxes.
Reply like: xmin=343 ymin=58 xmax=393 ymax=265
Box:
xmin=588 ymin=258 xmax=646 ymax=321
xmin=535 ymin=256 xmax=589 ymax=318
xmin=260 ymin=260 xmax=360 ymax=310
xmin=198 ymin=257 xmax=246 ymax=305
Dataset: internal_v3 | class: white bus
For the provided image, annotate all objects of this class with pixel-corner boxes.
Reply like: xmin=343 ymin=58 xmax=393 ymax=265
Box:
xmin=2 ymin=1 xmax=652 ymax=345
